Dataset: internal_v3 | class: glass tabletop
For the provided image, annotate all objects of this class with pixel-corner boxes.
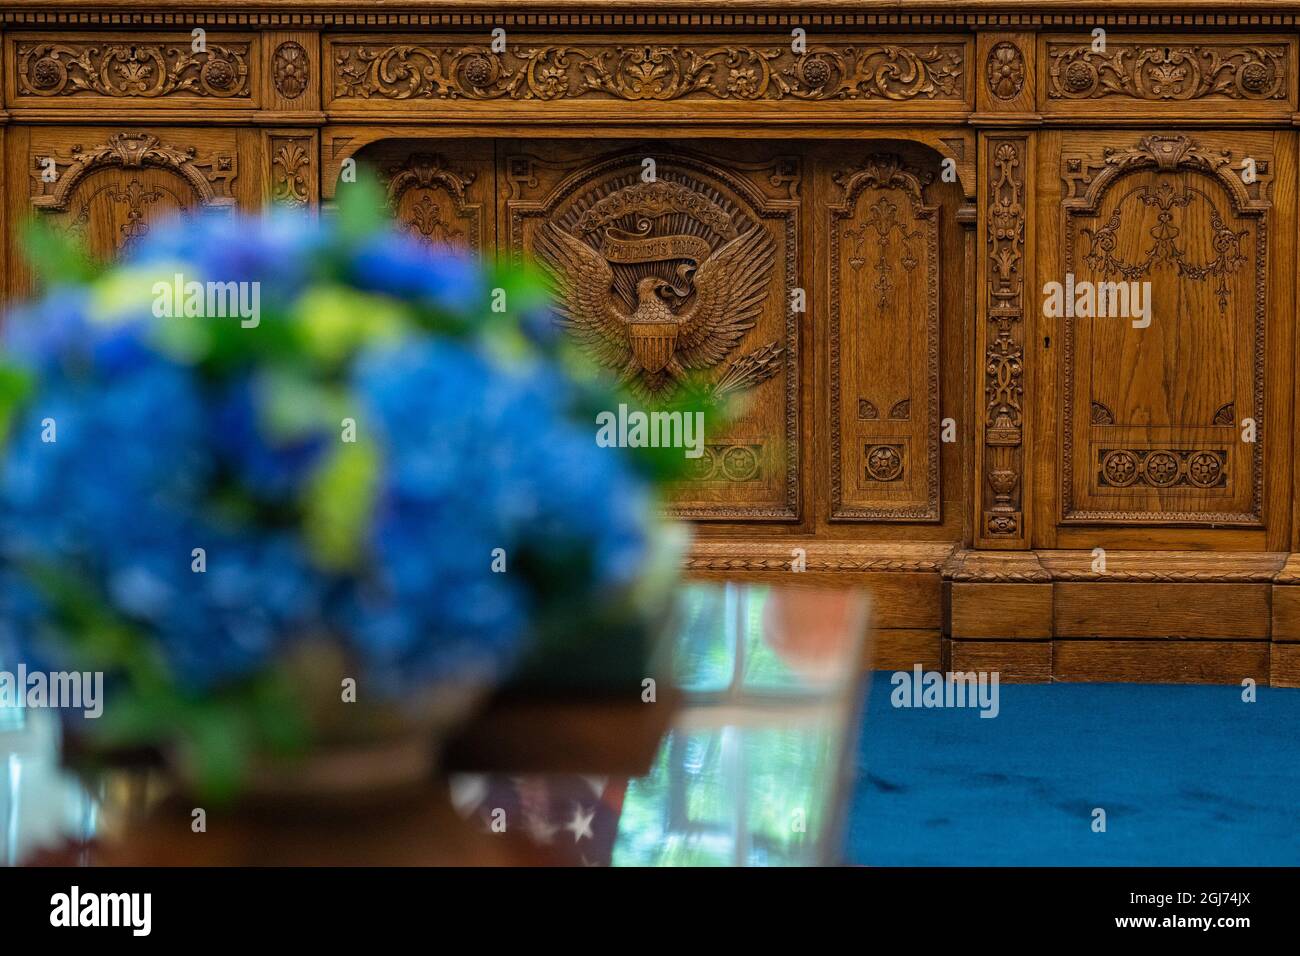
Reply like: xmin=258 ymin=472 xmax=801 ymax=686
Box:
xmin=451 ymin=582 xmax=873 ymax=866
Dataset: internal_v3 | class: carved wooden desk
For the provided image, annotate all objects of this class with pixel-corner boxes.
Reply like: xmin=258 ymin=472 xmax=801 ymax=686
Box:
xmin=4 ymin=1 xmax=1300 ymax=683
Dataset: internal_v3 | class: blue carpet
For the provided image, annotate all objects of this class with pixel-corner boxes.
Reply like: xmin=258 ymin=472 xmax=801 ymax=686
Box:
xmin=846 ymin=675 xmax=1300 ymax=866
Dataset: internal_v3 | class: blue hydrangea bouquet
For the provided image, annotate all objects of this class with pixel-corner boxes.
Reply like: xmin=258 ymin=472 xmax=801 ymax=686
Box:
xmin=0 ymin=179 xmax=686 ymax=799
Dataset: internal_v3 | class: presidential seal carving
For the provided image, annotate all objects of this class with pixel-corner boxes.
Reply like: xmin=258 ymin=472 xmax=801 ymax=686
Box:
xmin=534 ymin=176 xmax=781 ymax=399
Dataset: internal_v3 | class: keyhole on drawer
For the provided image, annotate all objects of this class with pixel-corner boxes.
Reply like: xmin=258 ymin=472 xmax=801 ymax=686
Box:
xmin=1044 ymin=336 xmax=1051 ymax=349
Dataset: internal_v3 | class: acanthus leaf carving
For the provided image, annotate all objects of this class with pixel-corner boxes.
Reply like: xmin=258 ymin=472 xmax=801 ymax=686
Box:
xmin=270 ymin=136 xmax=311 ymax=208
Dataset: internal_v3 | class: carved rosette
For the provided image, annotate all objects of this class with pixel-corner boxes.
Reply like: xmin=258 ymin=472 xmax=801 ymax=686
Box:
xmin=986 ymin=42 xmax=1025 ymax=100
xmin=1098 ymin=449 xmax=1227 ymax=489
xmin=273 ymin=42 xmax=310 ymax=100
xmin=18 ymin=42 xmax=250 ymax=98
xmin=981 ymin=136 xmax=1027 ymax=541
xmin=1047 ymin=42 xmax=1287 ymax=100
xmin=332 ymin=41 xmax=964 ymax=102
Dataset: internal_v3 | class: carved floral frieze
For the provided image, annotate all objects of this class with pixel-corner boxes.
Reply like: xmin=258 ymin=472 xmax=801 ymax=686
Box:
xmin=17 ymin=41 xmax=251 ymax=98
xmin=332 ymin=41 xmax=965 ymax=102
xmin=1047 ymin=42 xmax=1287 ymax=101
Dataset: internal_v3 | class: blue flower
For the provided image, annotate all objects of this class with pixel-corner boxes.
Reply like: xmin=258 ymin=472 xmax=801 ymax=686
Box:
xmin=347 ymin=233 xmax=486 ymax=315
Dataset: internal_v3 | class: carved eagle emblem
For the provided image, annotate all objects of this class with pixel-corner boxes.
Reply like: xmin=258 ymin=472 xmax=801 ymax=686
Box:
xmin=534 ymin=219 xmax=777 ymax=396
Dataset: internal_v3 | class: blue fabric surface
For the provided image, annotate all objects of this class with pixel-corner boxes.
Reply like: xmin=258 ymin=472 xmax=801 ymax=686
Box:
xmin=847 ymin=675 xmax=1300 ymax=866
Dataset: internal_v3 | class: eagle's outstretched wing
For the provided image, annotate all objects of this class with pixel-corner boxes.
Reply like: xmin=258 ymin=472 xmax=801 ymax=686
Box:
xmin=675 ymin=226 xmax=776 ymax=370
xmin=532 ymin=223 xmax=630 ymax=370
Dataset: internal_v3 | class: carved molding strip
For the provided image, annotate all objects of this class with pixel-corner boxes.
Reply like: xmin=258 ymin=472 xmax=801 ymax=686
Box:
xmin=331 ymin=41 xmax=965 ymax=102
xmin=1047 ymin=41 xmax=1288 ymax=101
xmin=16 ymin=41 xmax=251 ymax=98
xmin=31 ymin=132 xmax=236 ymax=211
xmin=981 ymin=136 xmax=1027 ymax=541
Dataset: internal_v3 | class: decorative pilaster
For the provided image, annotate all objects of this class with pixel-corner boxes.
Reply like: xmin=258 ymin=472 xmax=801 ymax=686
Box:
xmin=976 ymin=133 xmax=1030 ymax=548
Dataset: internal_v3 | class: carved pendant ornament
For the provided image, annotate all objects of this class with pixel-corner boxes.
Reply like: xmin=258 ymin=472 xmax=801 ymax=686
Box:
xmin=332 ymin=41 xmax=964 ymax=102
xmin=1080 ymin=181 xmax=1248 ymax=312
xmin=18 ymin=41 xmax=250 ymax=98
xmin=533 ymin=175 xmax=781 ymax=400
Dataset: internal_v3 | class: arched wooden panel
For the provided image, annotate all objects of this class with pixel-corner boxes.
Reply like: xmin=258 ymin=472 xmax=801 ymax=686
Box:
xmin=1059 ymin=133 xmax=1271 ymax=527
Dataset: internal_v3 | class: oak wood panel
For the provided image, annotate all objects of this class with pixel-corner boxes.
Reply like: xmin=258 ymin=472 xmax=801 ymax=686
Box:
xmin=949 ymin=639 xmax=1051 ymax=682
xmin=873 ymin=628 xmax=943 ymax=671
xmin=1270 ymin=586 xmax=1300 ymax=641
xmin=949 ymin=583 xmax=1051 ymax=638
xmin=1053 ymin=639 xmax=1269 ymax=683
xmin=1269 ymin=642 xmax=1300 ymax=686
xmin=1035 ymin=128 xmax=1295 ymax=551
xmin=1055 ymin=582 xmax=1270 ymax=639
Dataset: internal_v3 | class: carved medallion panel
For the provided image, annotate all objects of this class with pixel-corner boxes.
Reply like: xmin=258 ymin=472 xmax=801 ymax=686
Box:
xmin=828 ymin=153 xmax=941 ymax=521
xmin=503 ymin=141 xmax=799 ymax=520
xmin=1057 ymin=132 xmax=1271 ymax=526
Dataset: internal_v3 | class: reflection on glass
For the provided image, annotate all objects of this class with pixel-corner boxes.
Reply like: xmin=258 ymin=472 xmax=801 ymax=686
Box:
xmin=1 ymin=582 xmax=869 ymax=866
xmin=613 ymin=582 xmax=870 ymax=866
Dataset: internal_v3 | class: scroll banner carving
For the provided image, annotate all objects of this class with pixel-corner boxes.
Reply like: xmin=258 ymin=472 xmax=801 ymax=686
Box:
xmin=981 ymin=135 xmax=1027 ymax=543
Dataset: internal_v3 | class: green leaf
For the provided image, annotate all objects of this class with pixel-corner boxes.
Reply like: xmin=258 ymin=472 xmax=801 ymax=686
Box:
xmin=19 ymin=216 xmax=102 ymax=288
xmin=334 ymin=166 xmax=389 ymax=243
xmin=302 ymin=437 xmax=379 ymax=571
xmin=0 ymin=363 xmax=34 ymax=448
